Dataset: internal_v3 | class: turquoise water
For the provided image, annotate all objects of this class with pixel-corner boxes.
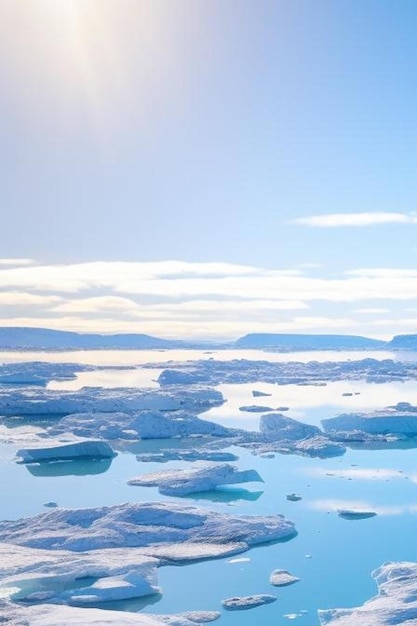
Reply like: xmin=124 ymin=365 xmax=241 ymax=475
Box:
xmin=1 ymin=350 xmax=417 ymax=624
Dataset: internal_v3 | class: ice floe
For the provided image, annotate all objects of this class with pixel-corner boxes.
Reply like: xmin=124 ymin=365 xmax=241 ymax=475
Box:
xmin=0 ymin=386 xmax=223 ymax=416
xmin=127 ymin=463 xmax=263 ymax=496
xmin=0 ymin=501 xmax=296 ymax=553
xmin=136 ymin=448 xmax=238 ymax=463
xmin=318 ymin=561 xmax=417 ymax=625
xmin=269 ymin=569 xmax=300 ymax=586
xmin=16 ymin=440 xmax=117 ymax=464
xmin=222 ymin=594 xmax=277 ymax=610
xmin=49 ymin=410 xmax=231 ymax=440
xmin=259 ymin=413 xmax=321 ymax=441
xmin=0 ymin=601 xmax=220 ymax=625
xmin=322 ymin=402 xmax=417 ymax=436
xmin=0 ymin=542 xmax=160 ymax=605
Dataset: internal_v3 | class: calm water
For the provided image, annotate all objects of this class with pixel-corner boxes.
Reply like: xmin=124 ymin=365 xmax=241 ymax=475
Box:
xmin=1 ymin=349 xmax=417 ymax=625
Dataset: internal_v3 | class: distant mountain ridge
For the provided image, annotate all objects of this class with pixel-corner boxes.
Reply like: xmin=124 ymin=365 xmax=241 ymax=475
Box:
xmin=0 ymin=327 xmax=416 ymax=351
xmin=235 ymin=333 xmax=387 ymax=350
xmin=0 ymin=327 xmax=185 ymax=350
xmin=387 ymin=334 xmax=417 ymax=349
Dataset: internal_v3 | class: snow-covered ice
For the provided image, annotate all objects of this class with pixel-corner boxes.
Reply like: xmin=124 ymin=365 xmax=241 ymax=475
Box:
xmin=0 ymin=501 xmax=296 ymax=553
xmin=0 ymin=601 xmax=220 ymax=625
xmin=16 ymin=440 xmax=117 ymax=463
xmin=222 ymin=594 xmax=277 ymax=610
xmin=259 ymin=413 xmax=321 ymax=441
xmin=322 ymin=402 xmax=417 ymax=436
xmin=269 ymin=569 xmax=300 ymax=586
xmin=0 ymin=542 xmax=160 ymax=605
xmin=318 ymin=561 xmax=417 ymax=625
xmin=136 ymin=448 xmax=238 ymax=463
xmin=49 ymin=410 xmax=231 ymax=440
xmin=127 ymin=463 xmax=263 ymax=496
xmin=0 ymin=386 xmax=223 ymax=416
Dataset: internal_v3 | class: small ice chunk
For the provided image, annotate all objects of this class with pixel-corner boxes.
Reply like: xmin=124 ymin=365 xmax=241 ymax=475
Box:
xmin=222 ymin=594 xmax=277 ymax=610
xmin=286 ymin=494 xmax=302 ymax=502
xmin=337 ymin=509 xmax=377 ymax=520
xmin=16 ymin=441 xmax=116 ymax=464
xmin=270 ymin=569 xmax=300 ymax=587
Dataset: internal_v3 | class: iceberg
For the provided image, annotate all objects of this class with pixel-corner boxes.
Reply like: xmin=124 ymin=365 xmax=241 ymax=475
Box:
xmin=16 ymin=440 xmax=117 ymax=464
xmin=127 ymin=463 xmax=263 ymax=496
xmin=0 ymin=385 xmax=224 ymax=416
xmin=222 ymin=594 xmax=277 ymax=610
xmin=0 ymin=501 xmax=297 ymax=553
xmin=136 ymin=448 xmax=238 ymax=463
xmin=269 ymin=569 xmax=300 ymax=586
xmin=239 ymin=405 xmax=274 ymax=413
xmin=49 ymin=410 xmax=231 ymax=440
xmin=322 ymin=403 xmax=417 ymax=436
xmin=260 ymin=413 xmax=321 ymax=441
xmin=318 ymin=561 xmax=417 ymax=625
xmin=0 ymin=601 xmax=219 ymax=625
xmin=0 ymin=542 xmax=160 ymax=605
xmin=337 ymin=509 xmax=377 ymax=520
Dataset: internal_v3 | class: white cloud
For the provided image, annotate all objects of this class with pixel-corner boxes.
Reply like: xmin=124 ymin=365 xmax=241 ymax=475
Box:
xmin=308 ymin=468 xmax=405 ymax=481
xmin=0 ymin=292 xmax=62 ymax=306
xmin=0 ymin=258 xmax=36 ymax=266
xmin=291 ymin=212 xmax=415 ymax=227
xmin=0 ymin=260 xmax=417 ymax=338
xmin=354 ymin=308 xmax=390 ymax=314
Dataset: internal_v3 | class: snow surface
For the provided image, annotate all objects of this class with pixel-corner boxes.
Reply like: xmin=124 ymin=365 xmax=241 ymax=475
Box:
xmin=127 ymin=463 xmax=263 ymax=496
xmin=0 ymin=542 xmax=159 ymax=605
xmin=0 ymin=501 xmax=296 ymax=553
xmin=221 ymin=594 xmax=277 ymax=610
xmin=318 ymin=561 xmax=417 ymax=625
xmin=269 ymin=569 xmax=300 ymax=586
xmin=0 ymin=386 xmax=223 ymax=416
xmin=49 ymin=410 xmax=231 ymax=440
xmin=16 ymin=440 xmax=116 ymax=463
xmin=136 ymin=448 xmax=238 ymax=463
xmin=322 ymin=402 xmax=417 ymax=436
xmin=259 ymin=413 xmax=321 ymax=441
xmin=0 ymin=601 xmax=220 ymax=625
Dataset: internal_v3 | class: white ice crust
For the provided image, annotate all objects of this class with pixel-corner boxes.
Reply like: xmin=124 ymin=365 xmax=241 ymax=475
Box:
xmin=0 ymin=501 xmax=296 ymax=553
xmin=318 ymin=561 xmax=417 ymax=625
xmin=0 ymin=601 xmax=220 ymax=625
xmin=49 ymin=409 xmax=230 ymax=440
xmin=322 ymin=403 xmax=417 ymax=436
xmin=128 ymin=463 xmax=263 ymax=495
xmin=0 ymin=542 xmax=159 ymax=605
xmin=16 ymin=440 xmax=117 ymax=463
xmin=0 ymin=386 xmax=223 ymax=416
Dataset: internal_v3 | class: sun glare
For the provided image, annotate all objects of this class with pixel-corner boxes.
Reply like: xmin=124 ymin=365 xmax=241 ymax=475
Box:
xmin=0 ymin=0 xmax=184 ymax=139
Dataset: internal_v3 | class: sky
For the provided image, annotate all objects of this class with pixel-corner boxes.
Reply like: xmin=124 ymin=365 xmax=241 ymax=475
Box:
xmin=1 ymin=0 xmax=417 ymax=340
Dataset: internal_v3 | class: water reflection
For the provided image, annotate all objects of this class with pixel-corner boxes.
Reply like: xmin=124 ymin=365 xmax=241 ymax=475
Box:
xmin=24 ymin=457 xmax=113 ymax=477
xmin=93 ymin=592 xmax=162 ymax=613
xmin=184 ymin=488 xmax=264 ymax=503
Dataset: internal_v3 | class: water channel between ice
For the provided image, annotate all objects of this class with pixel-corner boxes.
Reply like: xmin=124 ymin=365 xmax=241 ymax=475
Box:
xmin=1 ymin=348 xmax=417 ymax=625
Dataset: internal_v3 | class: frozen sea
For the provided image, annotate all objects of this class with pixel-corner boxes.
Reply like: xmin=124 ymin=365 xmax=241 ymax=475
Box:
xmin=1 ymin=348 xmax=417 ymax=625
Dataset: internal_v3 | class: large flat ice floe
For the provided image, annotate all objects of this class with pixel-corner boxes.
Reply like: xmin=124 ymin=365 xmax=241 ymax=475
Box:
xmin=127 ymin=463 xmax=263 ymax=496
xmin=318 ymin=561 xmax=417 ymax=625
xmin=322 ymin=402 xmax=417 ymax=436
xmin=0 ymin=362 xmax=97 ymax=386
xmin=0 ymin=601 xmax=220 ymax=625
xmin=0 ymin=542 xmax=160 ymax=605
xmin=0 ymin=385 xmax=223 ymax=416
xmin=49 ymin=409 xmax=231 ymax=440
xmin=155 ymin=358 xmax=417 ymax=386
xmin=0 ymin=501 xmax=296 ymax=553
xmin=16 ymin=440 xmax=117 ymax=463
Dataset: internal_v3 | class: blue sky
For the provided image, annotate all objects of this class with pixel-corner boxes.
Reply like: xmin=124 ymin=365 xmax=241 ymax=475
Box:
xmin=1 ymin=1 xmax=417 ymax=339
